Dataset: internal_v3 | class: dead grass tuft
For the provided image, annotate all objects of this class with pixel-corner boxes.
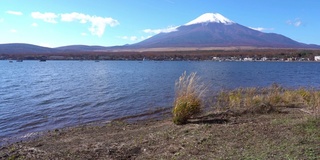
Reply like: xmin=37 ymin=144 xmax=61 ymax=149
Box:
xmin=172 ymin=72 xmax=206 ymax=125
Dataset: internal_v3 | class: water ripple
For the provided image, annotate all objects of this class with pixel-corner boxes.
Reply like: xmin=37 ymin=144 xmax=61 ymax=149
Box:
xmin=1 ymin=61 xmax=320 ymax=146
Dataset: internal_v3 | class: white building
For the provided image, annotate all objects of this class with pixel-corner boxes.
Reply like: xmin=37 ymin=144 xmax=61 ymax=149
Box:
xmin=315 ymin=56 xmax=320 ymax=61
xmin=261 ymin=57 xmax=268 ymax=61
xmin=243 ymin=57 xmax=253 ymax=61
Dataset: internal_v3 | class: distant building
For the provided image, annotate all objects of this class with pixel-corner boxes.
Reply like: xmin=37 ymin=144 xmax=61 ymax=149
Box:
xmin=243 ymin=57 xmax=253 ymax=61
xmin=261 ymin=57 xmax=268 ymax=61
xmin=315 ymin=56 xmax=320 ymax=61
xmin=286 ymin=58 xmax=293 ymax=62
xmin=212 ymin=57 xmax=220 ymax=61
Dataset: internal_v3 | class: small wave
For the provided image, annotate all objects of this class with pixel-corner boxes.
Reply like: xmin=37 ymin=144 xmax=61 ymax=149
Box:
xmin=18 ymin=118 xmax=48 ymax=130
xmin=0 ymin=131 xmax=45 ymax=148
xmin=18 ymin=132 xmax=42 ymax=139
xmin=31 ymin=92 xmax=53 ymax=99
xmin=58 ymin=102 xmax=92 ymax=113
xmin=92 ymin=101 xmax=108 ymax=108
xmin=36 ymin=96 xmax=69 ymax=106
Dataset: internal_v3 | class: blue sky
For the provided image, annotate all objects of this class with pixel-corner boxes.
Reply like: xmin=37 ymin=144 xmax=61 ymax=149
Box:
xmin=1 ymin=0 xmax=319 ymax=47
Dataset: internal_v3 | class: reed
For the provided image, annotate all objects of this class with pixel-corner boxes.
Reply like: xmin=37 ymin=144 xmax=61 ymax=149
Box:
xmin=172 ymin=72 xmax=206 ymax=125
xmin=214 ymin=84 xmax=320 ymax=116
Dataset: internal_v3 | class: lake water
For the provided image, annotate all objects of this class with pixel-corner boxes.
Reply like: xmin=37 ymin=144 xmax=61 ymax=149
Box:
xmin=1 ymin=60 xmax=320 ymax=145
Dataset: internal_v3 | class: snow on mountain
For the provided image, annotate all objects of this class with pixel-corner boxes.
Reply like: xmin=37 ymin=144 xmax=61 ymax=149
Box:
xmin=185 ymin=13 xmax=234 ymax=26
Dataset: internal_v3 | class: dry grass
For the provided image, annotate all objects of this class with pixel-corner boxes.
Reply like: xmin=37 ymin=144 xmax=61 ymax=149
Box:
xmin=172 ymin=72 xmax=207 ymax=124
xmin=214 ymin=84 xmax=320 ymax=117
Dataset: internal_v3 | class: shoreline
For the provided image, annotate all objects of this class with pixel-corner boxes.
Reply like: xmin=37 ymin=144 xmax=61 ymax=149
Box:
xmin=2 ymin=59 xmax=320 ymax=63
xmin=0 ymin=107 xmax=172 ymax=148
xmin=1 ymin=106 xmax=319 ymax=159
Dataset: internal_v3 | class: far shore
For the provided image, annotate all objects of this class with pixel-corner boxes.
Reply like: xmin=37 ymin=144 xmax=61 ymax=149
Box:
xmin=1 ymin=48 xmax=320 ymax=62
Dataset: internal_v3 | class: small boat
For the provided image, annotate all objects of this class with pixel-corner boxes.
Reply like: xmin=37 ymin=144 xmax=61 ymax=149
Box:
xmin=39 ymin=59 xmax=46 ymax=62
xmin=9 ymin=60 xmax=13 ymax=63
xmin=16 ymin=60 xmax=23 ymax=62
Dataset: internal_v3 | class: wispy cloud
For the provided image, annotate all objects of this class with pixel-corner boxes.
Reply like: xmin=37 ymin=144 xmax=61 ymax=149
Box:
xmin=140 ymin=36 xmax=152 ymax=41
xmin=31 ymin=23 xmax=38 ymax=27
xmin=31 ymin=12 xmax=58 ymax=23
xmin=6 ymin=10 xmax=23 ymax=16
xmin=286 ymin=18 xmax=302 ymax=27
xmin=144 ymin=36 xmax=152 ymax=39
xmin=10 ymin=29 xmax=17 ymax=33
xmin=81 ymin=32 xmax=88 ymax=36
xmin=143 ymin=26 xmax=179 ymax=34
xmin=119 ymin=36 xmax=138 ymax=41
xmin=249 ymin=27 xmax=274 ymax=32
xmin=119 ymin=35 xmax=151 ymax=42
xmin=0 ymin=18 xmax=4 ymax=23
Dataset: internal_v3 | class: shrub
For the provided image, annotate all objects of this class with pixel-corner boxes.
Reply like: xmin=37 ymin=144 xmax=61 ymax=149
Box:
xmin=172 ymin=72 xmax=206 ymax=125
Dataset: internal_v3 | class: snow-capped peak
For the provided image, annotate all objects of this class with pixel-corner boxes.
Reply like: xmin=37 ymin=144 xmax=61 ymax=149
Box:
xmin=185 ymin=13 xmax=234 ymax=25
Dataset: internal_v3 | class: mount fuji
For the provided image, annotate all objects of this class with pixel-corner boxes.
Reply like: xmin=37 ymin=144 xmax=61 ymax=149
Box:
xmin=131 ymin=13 xmax=319 ymax=49
xmin=1 ymin=13 xmax=319 ymax=55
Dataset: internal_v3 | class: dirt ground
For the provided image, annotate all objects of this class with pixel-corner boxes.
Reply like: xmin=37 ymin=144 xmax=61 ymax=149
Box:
xmin=0 ymin=107 xmax=319 ymax=160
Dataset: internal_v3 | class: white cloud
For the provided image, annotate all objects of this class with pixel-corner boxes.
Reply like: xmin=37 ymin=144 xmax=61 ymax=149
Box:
xmin=0 ymin=18 xmax=4 ymax=23
xmin=81 ymin=32 xmax=88 ymax=36
xmin=120 ymin=36 xmax=128 ymax=39
xmin=130 ymin=36 xmax=138 ymax=41
xmin=120 ymin=36 xmax=139 ymax=41
xmin=249 ymin=27 xmax=274 ymax=32
xmin=31 ymin=23 xmax=38 ymax=27
xmin=6 ymin=11 xmax=23 ymax=16
xmin=31 ymin=11 xmax=119 ymax=37
xmin=286 ymin=18 xmax=302 ymax=27
xmin=38 ymin=43 xmax=54 ymax=48
xmin=140 ymin=36 xmax=152 ymax=40
xmin=31 ymin=12 xmax=58 ymax=23
xmin=143 ymin=26 xmax=179 ymax=34
xmin=118 ymin=35 xmax=152 ymax=42
xmin=10 ymin=29 xmax=17 ymax=33
xmin=60 ymin=12 xmax=90 ymax=23
xmin=88 ymin=16 xmax=119 ymax=37
xmin=60 ymin=12 xmax=119 ymax=37
xmin=146 ymin=35 xmax=152 ymax=39
xmin=294 ymin=21 xmax=302 ymax=27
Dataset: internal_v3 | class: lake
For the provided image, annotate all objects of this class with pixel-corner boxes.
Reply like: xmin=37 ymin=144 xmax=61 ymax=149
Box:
xmin=1 ymin=60 xmax=320 ymax=145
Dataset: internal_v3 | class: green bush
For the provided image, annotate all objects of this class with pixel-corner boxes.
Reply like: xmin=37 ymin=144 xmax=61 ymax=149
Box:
xmin=172 ymin=72 xmax=206 ymax=125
